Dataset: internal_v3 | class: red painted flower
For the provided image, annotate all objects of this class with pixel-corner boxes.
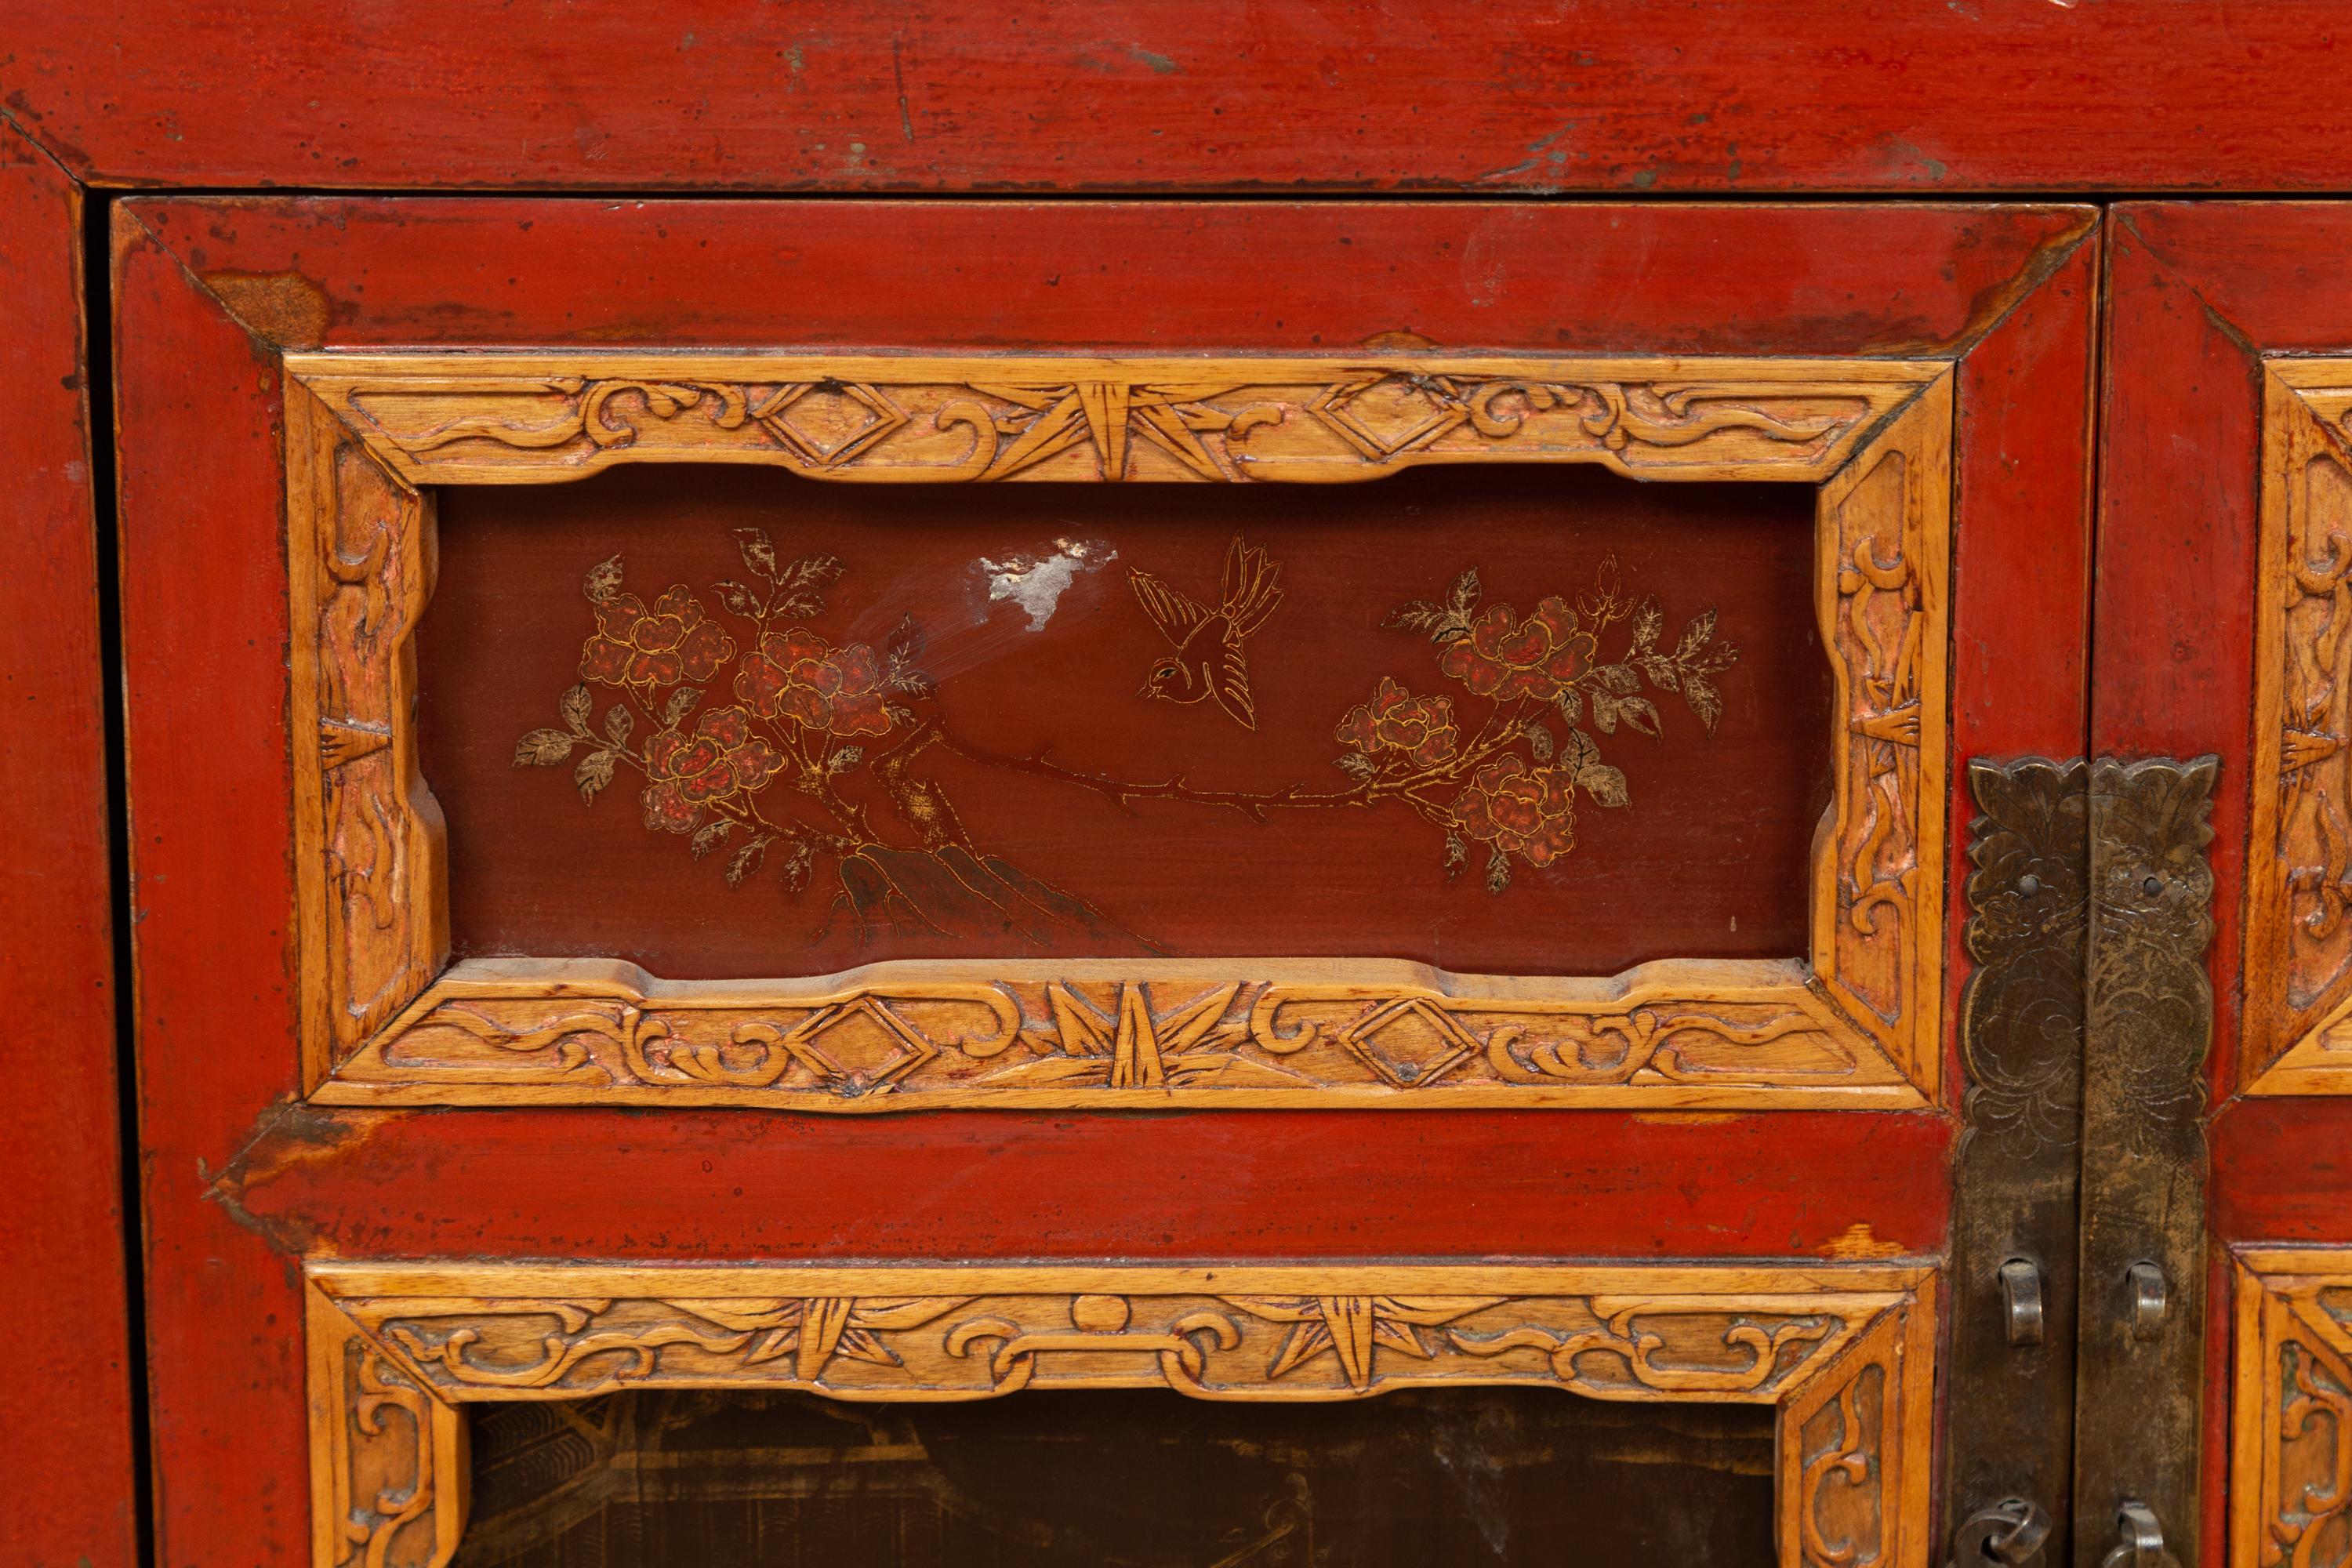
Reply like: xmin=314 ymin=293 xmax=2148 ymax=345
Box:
xmin=733 ymin=628 xmax=893 ymax=737
xmin=639 ymin=706 xmax=786 ymax=833
xmin=579 ymin=586 xmax=738 ymax=689
xmin=1438 ymin=595 xmax=1596 ymax=703
xmin=1451 ymin=756 xmax=1577 ymax=868
xmin=1335 ymin=677 xmax=1459 ymax=768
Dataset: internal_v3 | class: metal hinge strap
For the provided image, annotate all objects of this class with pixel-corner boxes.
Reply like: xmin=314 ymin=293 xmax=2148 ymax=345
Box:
xmin=2074 ymin=755 xmax=2217 ymax=1568
xmin=1946 ymin=757 xmax=2089 ymax=1567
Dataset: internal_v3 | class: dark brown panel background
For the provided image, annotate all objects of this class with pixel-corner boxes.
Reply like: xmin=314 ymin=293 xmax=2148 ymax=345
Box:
xmin=456 ymin=1388 xmax=1777 ymax=1568
xmin=422 ymin=463 xmax=1824 ymax=978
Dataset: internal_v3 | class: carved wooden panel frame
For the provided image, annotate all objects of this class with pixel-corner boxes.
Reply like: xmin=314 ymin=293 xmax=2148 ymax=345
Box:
xmin=2245 ymin=363 xmax=2352 ymax=1094
xmin=307 ymin=1259 xmax=1934 ymax=1568
xmin=2228 ymin=1250 xmax=2352 ymax=1566
xmin=285 ymin=352 xmax=1953 ymax=1111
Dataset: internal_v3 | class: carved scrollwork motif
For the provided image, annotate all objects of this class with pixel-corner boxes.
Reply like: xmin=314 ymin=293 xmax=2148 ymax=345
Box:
xmin=299 ymin=356 xmax=1911 ymax=486
xmin=1822 ymin=438 xmax=1944 ymax=1052
xmin=2244 ymin=374 xmax=2352 ymax=1091
xmin=2229 ymin=1259 xmax=2352 ymax=1568
xmin=310 ymin=1295 xmax=464 ymax=1568
xmin=1800 ymin=1364 xmax=1886 ymax=1568
xmin=327 ymin=1276 xmax=1894 ymax=1407
xmin=289 ymin=412 xmax=448 ymax=1072
xmin=2267 ymin=405 xmax=2352 ymax=997
xmin=285 ymin=354 xmax=1950 ymax=1110
xmin=326 ymin=963 xmax=1904 ymax=1106
xmin=310 ymin=1265 xmax=1929 ymax=1568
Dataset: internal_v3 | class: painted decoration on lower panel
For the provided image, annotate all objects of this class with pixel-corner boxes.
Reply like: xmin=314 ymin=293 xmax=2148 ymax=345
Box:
xmin=286 ymin=354 xmax=1951 ymax=1110
xmin=307 ymin=1261 xmax=1936 ymax=1568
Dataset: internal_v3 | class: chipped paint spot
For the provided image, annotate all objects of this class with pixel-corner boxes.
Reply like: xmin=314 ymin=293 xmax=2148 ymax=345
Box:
xmin=977 ymin=538 xmax=1115 ymax=630
xmin=1821 ymin=1221 xmax=1908 ymax=1260
xmin=200 ymin=268 xmax=331 ymax=348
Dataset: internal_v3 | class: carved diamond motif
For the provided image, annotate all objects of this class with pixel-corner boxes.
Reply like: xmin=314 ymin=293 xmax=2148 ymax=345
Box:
xmin=753 ymin=382 xmax=910 ymax=468
xmin=1309 ymin=373 xmax=1468 ymax=459
xmin=1340 ymin=998 xmax=1475 ymax=1088
xmin=797 ymin=999 xmax=938 ymax=1095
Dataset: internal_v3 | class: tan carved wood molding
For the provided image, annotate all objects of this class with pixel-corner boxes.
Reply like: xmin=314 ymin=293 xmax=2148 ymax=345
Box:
xmin=2249 ymin=364 xmax=2352 ymax=1095
xmin=2230 ymin=1250 xmax=2352 ymax=1566
xmin=284 ymin=353 xmax=1952 ymax=1111
xmin=307 ymin=1260 xmax=1936 ymax=1568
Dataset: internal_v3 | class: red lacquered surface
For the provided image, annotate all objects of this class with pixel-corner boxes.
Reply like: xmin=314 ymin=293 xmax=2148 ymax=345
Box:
xmin=6 ymin=4 xmax=2352 ymax=194
xmin=0 ymin=122 xmax=139 ymax=1568
xmin=424 ymin=466 xmax=1823 ymax=976
xmin=2097 ymin=201 xmax=2352 ymax=1568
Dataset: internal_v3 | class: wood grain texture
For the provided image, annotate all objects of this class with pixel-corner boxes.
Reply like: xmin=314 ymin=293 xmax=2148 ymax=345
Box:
xmin=307 ymin=1261 xmax=1934 ymax=1568
xmin=2244 ymin=364 xmax=2352 ymax=1096
xmin=8 ymin=5 xmax=2352 ymax=193
xmin=2229 ymin=1251 xmax=2352 ymax=1568
xmin=0 ymin=119 xmax=140 ymax=1568
xmin=286 ymin=354 xmax=1949 ymax=1111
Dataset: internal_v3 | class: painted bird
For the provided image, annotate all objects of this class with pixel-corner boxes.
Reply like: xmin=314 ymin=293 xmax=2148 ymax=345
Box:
xmin=1129 ymin=535 xmax=1286 ymax=730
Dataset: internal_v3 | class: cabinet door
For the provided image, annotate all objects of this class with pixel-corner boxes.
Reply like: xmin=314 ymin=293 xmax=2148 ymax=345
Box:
xmin=2103 ymin=202 xmax=2352 ymax=1568
xmin=116 ymin=198 xmax=2095 ymax=1567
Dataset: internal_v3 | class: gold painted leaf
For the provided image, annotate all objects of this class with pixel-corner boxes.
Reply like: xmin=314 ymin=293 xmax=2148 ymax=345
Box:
xmin=1446 ymin=565 xmax=1481 ymax=619
xmin=515 ymin=728 xmax=575 ymax=766
xmin=731 ymin=526 xmax=779 ymax=580
xmin=1682 ymin=673 xmax=1724 ymax=737
xmin=583 ymin=554 xmax=624 ymax=604
xmin=725 ymin=837 xmax=770 ymax=887
xmin=574 ymin=749 xmax=616 ymax=803
xmin=1675 ymin=607 xmax=1719 ymax=660
xmin=1630 ymin=595 xmax=1664 ymax=654
xmin=1577 ymin=763 xmax=1630 ymax=808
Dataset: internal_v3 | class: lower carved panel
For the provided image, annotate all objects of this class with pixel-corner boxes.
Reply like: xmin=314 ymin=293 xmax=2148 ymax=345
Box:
xmin=2235 ymin=1254 xmax=2352 ymax=1568
xmin=308 ymin=1287 xmax=469 ymax=1568
xmin=308 ymin=1263 xmax=1933 ymax=1568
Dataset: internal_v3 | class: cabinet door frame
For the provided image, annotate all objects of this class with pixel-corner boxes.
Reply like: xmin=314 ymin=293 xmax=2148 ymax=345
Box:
xmin=2098 ymin=201 xmax=2352 ymax=1568
xmin=0 ymin=114 xmax=141 ymax=1568
xmin=115 ymin=197 xmax=2096 ymax=1567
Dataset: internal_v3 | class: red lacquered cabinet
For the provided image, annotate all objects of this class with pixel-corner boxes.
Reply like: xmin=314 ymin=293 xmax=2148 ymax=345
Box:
xmin=20 ymin=10 xmax=2352 ymax=1568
